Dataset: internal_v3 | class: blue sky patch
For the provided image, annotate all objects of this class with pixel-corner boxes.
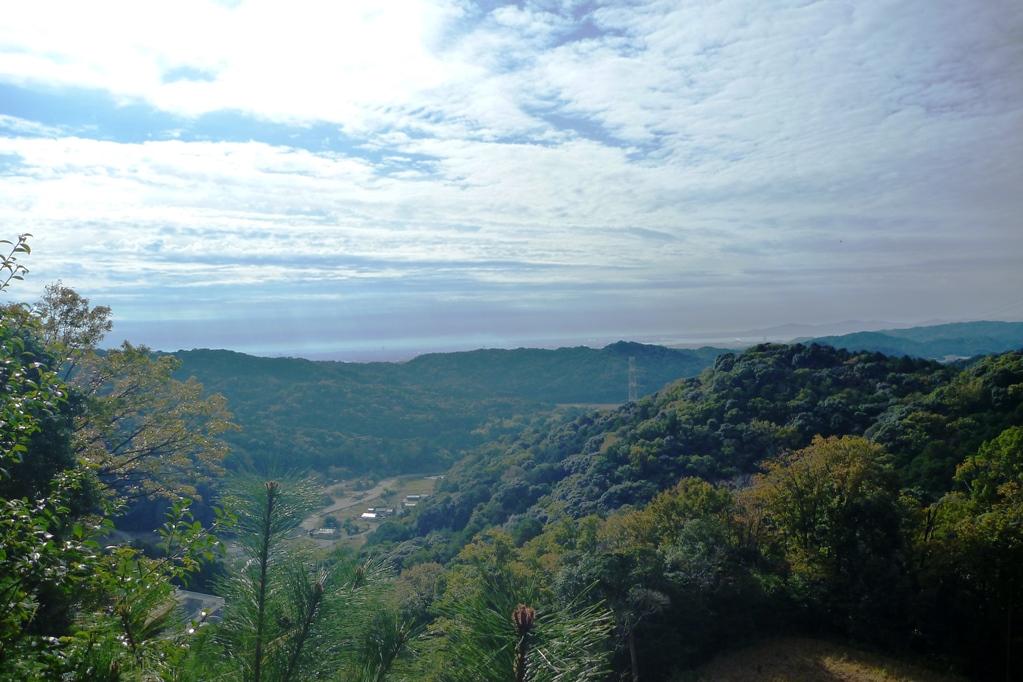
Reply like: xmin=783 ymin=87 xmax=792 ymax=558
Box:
xmin=0 ymin=0 xmax=1019 ymax=358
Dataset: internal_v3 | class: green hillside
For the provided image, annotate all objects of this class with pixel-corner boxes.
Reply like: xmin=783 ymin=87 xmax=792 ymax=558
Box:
xmin=170 ymin=322 xmax=1023 ymax=475
xmin=172 ymin=342 xmax=726 ymax=474
xmin=379 ymin=343 xmax=1016 ymax=558
xmin=365 ymin=344 xmax=1022 ymax=679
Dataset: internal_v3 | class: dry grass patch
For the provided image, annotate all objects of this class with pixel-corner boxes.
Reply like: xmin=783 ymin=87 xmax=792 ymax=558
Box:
xmin=678 ymin=637 xmax=966 ymax=682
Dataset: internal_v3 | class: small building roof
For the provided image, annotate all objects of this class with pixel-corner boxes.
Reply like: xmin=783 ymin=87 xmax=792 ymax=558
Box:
xmin=309 ymin=527 xmax=338 ymax=537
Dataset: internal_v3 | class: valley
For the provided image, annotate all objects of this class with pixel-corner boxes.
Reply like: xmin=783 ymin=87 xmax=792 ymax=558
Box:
xmin=4 ymin=4 xmax=1021 ymax=678
xmin=300 ymin=473 xmax=442 ymax=549
xmin=5 ymin=280 xmax=1022 ymax=681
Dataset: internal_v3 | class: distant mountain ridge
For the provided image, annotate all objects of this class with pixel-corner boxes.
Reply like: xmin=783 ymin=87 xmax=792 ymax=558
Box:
xmin=400 ymin=341 xmax=724 ymax=402
xmin=807 ymin=320 xmax=1023 ymax=359
xmin=170 ymin=321 xmax=1023 ymax=475
xmin=172 ymin=342 xmax=727 ymax=474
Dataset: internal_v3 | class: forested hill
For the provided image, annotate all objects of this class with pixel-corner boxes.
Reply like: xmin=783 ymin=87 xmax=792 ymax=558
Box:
xmin=808 ymin=320 xmax=1023 ymax=359
xmin=373 ymin=343 xmax=1023 ymax=562
xmin=402 ymin=341 xmax=723 ymax=403
xmin=172 ymin=342 xmax=726 ymax=474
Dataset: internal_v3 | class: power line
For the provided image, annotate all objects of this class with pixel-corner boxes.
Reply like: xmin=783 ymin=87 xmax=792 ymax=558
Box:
xmin=975 ymin=298 xmax=1023 ymax=321
xmin=628 ymin=356 xmax=638 ymax=403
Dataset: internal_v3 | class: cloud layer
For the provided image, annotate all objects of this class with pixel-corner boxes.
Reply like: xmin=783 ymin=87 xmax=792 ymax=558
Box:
xmin=1 ymin=1 xmax=1021 ymax=358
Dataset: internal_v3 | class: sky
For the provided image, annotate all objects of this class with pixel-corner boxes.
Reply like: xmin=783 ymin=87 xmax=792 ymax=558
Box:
xmin=0 ymin=0 xmax=1021 ymax=360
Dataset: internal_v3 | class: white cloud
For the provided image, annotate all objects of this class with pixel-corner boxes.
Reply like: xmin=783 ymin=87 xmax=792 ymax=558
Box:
xmin=0 ymin=0 xmax=1021 ymax=351
xmin=0 ymin=1 xmax=471 ymax=130
xmin=0 ymin=114 xmax=66 ymax=138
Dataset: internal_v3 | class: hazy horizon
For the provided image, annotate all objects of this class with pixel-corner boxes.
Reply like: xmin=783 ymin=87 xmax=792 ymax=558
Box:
xmin=112 ymin=317 xmax=1022 ymax=363
xmin=2 ymin=1 xmax=1021 ymax=358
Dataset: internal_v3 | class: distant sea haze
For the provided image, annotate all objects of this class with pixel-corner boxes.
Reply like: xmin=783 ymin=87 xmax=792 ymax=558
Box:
xmin=105 ymin=317 xmax=1015 ymax=363
xmin=99 ymin=316 xmax=1018 ymax=366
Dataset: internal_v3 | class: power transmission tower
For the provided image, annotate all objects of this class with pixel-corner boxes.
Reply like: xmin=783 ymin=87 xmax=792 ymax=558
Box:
xmin=627 ymin=356 xmax=638 ymax=402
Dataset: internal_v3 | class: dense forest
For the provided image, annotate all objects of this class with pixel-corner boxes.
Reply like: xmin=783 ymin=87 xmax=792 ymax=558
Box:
xmin=171 ymin=343 xmax=725 ymax=474
xmin=365 ymin=342 xmax=1023 ymax=679
xmin=2 ymin=235 xmax=1022 ymax=680
xmin=173 ymin=322 xmax=1023 ymax=477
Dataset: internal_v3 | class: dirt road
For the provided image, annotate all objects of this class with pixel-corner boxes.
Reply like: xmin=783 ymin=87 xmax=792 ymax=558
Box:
xmin=299 ymin=477 xmax=401 ymax=531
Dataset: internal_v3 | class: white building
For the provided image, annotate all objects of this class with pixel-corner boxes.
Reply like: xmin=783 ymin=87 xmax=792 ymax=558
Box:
xmin=309 ymin=527 xmax=339 ymax=539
